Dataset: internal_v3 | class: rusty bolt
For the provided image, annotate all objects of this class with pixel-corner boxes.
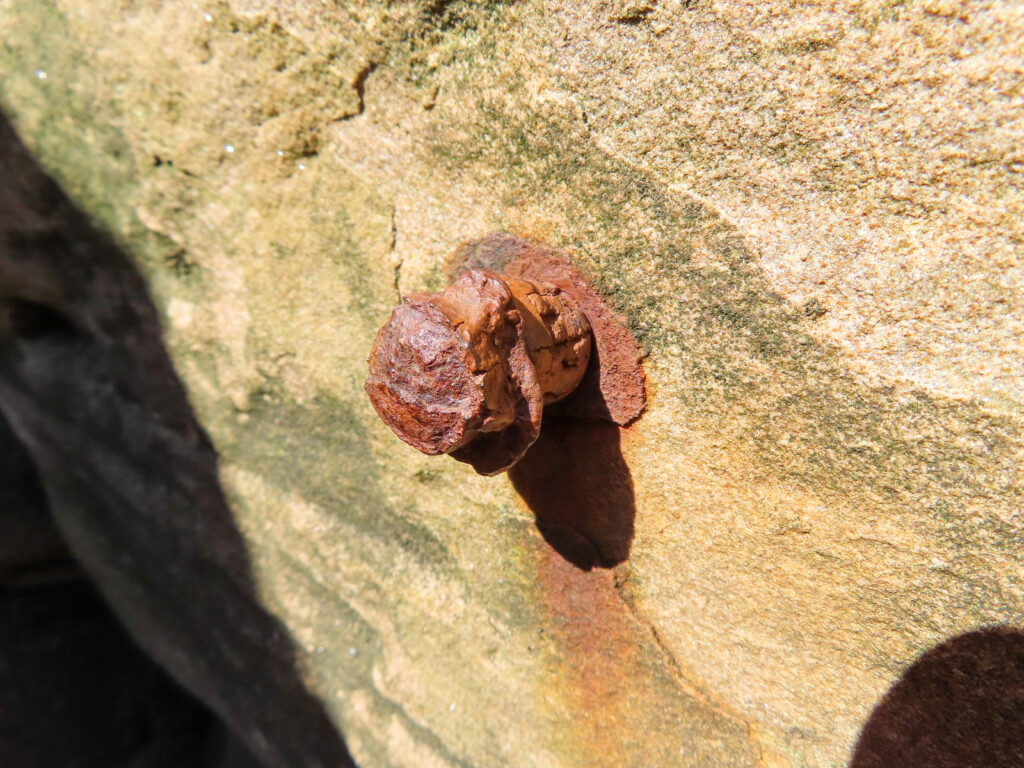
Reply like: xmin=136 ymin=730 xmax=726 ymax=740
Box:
xmin=365 ymin=269 xmax=592 ymax=475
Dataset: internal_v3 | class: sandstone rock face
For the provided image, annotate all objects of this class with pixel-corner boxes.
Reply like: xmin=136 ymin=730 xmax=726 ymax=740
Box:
xmin=1 ymin=1 xmax=1021 ymax=766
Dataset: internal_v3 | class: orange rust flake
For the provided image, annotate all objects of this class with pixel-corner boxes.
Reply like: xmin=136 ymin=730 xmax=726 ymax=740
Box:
xmin=452 ymin=232 xmax=647 ymax=426
xmin=367 ymin=234 xmax=648 ymax=478
xmin=365 ymin=268 xmax=591 ymax=475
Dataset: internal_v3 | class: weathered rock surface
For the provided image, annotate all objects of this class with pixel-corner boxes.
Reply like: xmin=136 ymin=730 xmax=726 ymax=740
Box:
xmin=0 ymin=115 xmax=353 ymax=768
xmin=1 ymin=1 xmax=1022 ymax=766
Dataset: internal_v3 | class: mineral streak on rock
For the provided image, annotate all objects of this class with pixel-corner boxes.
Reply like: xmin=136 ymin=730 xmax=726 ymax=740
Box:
xmin=365 ymin=268 xmax=592 ymax=475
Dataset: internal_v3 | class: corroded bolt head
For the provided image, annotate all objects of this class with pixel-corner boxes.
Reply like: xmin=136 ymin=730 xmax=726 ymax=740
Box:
xmin=365 ymin=269 xmax=592 ymax=475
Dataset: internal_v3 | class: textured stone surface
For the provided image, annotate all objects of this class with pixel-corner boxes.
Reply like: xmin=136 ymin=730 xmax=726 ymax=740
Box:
xmin=1 ymin=1 xmax=1022 ymax=766
xmin=0 ymin=114 xmax=354 ymax=768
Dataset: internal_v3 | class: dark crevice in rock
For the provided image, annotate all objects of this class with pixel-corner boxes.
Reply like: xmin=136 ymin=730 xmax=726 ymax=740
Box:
xmin=352 ymin=61 xmax=378 ymax=117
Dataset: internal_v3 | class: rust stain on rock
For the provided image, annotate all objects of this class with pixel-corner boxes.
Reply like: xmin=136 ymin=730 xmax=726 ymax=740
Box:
xmin=533 ymin=548 xmax=762 ymax=766
xmin=536 ymin=548 xmax=645 ymax=766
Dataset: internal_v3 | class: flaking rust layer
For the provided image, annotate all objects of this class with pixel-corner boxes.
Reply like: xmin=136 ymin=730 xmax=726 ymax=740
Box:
xmin=452 ymin=232 xmax=647 ymax=427
xmin=365 ymin=264 xmax=595 ymax=474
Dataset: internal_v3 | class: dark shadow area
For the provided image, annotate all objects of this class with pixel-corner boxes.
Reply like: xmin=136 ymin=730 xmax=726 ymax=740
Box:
xmin=509 ymin=415 xmax=635 ymax=571
xmin=0 ymin=400 xmax=71 ymax=584
xmin=0 ymin=580 xmax=256 ymax=768
xmin=1 ymin=408 xmax=258 ymax=768
xmin=0 ymin=112 xmax=354 ymax=767
xmin=851 ymin=627 xmax=1024 ymax=768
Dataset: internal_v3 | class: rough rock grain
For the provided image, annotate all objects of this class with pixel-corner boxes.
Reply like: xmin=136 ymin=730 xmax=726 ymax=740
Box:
xmin=1 ymin=1 xmax=1021 ymax=766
